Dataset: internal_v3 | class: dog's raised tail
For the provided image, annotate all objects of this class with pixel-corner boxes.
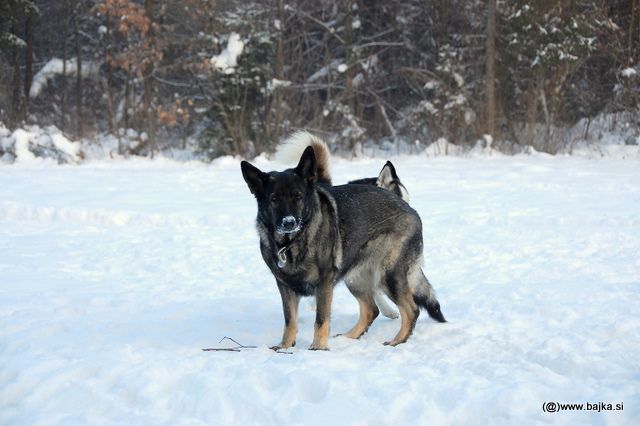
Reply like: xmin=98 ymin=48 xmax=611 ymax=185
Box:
xmin=274 ymin=131 xmax=331 ymax=184
xmin=413 ymin=271 xmax=447 ymax=323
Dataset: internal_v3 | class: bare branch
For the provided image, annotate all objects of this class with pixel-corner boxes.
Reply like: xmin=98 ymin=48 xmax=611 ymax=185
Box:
xmin=286 ymin=5 xmax=345 ymax=44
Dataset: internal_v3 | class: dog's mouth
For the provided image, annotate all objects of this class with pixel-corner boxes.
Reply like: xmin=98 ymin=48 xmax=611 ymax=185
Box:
xmin=276 ymin=222 xmax=303 ymax=235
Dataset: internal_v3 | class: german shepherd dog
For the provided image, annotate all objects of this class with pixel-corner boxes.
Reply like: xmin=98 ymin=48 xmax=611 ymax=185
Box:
xmin=241 ymin=133 xmax=446 ymax=350
xmin=276 ymin=135 xmax=410 ymax=320
xmin=348 ymin=161 xmax=409 ymax=320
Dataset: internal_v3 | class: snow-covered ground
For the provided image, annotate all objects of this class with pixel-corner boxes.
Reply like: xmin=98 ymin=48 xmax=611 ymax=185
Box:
xmin=1 ymin=155 xmax=639 ymax=425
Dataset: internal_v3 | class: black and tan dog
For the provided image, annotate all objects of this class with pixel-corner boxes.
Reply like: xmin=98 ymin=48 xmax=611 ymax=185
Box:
xmin=278 ymin=135 xmax=412 ymax=321
xmin=347 ymin=160 xmax=411 ymax=320
xmin=241 ymin=133 xmax=445 ymax=350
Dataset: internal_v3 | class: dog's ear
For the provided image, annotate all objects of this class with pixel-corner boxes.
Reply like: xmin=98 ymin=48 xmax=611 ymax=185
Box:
xmin=377 ymin=161 xmax=398 ymax=187
xmin=294 ymin=146 xmax=317 ymax=183
xmin=378 ymin=160 xmax=410 ymax=201
xmin=241 ymin=161 xmax=269 ymax=195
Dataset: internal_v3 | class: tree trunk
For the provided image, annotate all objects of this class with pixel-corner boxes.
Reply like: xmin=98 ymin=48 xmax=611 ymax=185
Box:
xmin=74 ymin=7 xmax=84 ymax=137
xmin=273 ymin=0 xmax=285 ymax=148
xmin=343 ymin=0 xmax=358 ymax=152
xmin=104 ymin=13 xmax=115 ymax=134
xmin=123 ymin=68 xmax=131 ymax=133
xmin=539 ymin=87 xmax=551 ymax=152
xmin=628 ymin=0 xmax=637 ymax=66
xmin=525 ymin=84 xmax=538 ymax=147
xmin=61 ymin=2 xmax=69 ymax=131
xmin=10 ymin=0 xmax=22 ymax=128
xmin=23 ymin=10 xmax=34 ymax=122
xmin=143 ymin=0 xmax=156 ymax=158
xmin=485 ymin=0 xmax=497 ymax=139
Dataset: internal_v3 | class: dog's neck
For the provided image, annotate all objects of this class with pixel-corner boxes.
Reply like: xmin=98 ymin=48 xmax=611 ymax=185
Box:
xmin=273 ymin=229 xmax=304 ymax=268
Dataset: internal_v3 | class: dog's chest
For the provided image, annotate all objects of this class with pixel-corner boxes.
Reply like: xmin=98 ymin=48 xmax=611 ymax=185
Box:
xmin=275 ymin=263 xmax=319 ymax=296
xmin=260 ymin=240 xmax=320 ymax=296
xmin=276 ymin=254 xmax=320 ymax=285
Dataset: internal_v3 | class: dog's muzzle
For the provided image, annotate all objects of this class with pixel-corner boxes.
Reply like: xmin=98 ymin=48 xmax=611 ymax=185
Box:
xmin=277 ymin=215 xmax=301 ymax=235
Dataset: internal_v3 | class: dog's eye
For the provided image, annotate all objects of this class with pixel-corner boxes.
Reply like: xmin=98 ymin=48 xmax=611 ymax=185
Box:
xmin=270 ymin=194 xmax=279 ymax=203
xmin=294 ymin=192 xmax=302 ymax=200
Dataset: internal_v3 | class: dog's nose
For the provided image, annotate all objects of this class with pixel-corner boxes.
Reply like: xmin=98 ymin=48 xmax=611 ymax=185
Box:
xmin=281 ymin=215 xmax=297 ymax=230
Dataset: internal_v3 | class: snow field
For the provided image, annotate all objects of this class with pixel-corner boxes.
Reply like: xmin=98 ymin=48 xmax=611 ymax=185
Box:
xmin=1 ymin=155 xmax=639 ymax=425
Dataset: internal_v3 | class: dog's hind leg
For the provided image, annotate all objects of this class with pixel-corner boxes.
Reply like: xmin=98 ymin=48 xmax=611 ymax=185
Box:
xmin=343 ymin=288 xmax=379 ymax=339
xmin=374 ymin=292 xmax=399 ymax=319
xmin=271 ymin=280 xmax=300 ymax=350
xmin=383 ymin=272 xmax=420 ymax=346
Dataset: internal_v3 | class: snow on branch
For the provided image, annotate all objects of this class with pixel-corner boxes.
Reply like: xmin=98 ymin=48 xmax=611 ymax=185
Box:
xmin=30 ymin=58 xmax=99 ymax=98
xmin=0 ymin=33 xmax=27 ymax=48
xmin=210 ymin=33 xmax=245 ymax=74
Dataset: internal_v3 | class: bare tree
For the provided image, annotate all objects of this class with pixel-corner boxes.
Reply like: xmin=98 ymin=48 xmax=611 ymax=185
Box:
xmin=74 ymin=3 xmax=83 ymax=137
xmin=9 ymin=0 xmax=22 ymax=127
xmin=60 ymin=0 xmax=69 ymax=130
xmin=143 ymin=0 xmax=156 ymax=158
xmin=485 ymin=0 xmax=497 ymax=139
xmin=22 ymin=5 xmax=35 ymax=122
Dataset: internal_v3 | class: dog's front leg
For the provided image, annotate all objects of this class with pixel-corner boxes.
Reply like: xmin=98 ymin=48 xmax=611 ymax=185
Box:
xmin=271 ymin=280 xmax=300 ymax=350
xmin=309 ymin=277 xmax=334 ymax=350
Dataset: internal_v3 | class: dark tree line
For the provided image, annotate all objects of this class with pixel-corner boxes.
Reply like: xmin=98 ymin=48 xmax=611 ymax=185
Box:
xmin=1 ymin=0 xmax=639 ymax=159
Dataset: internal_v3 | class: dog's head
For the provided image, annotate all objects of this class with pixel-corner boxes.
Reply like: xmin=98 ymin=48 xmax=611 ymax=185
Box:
xmin=241 ymin=146 xmax=317 ymax=237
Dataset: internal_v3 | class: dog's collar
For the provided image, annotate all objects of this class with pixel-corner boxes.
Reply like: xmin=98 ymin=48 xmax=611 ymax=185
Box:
xmin=276 ymin=245 xmax=289 ymax=268
xmin=274 ymin=227 xmax=304 ymax=269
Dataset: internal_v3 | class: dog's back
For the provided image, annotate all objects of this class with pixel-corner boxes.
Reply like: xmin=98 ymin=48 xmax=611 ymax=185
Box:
xmin=349 ymin=161 xmax=410 ymax=202
xmin=326 ymin=183 xmax=421 ymax=274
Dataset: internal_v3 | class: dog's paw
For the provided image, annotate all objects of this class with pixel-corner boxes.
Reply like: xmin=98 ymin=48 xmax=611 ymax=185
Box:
xmin=308 ymin=343 xmax=329 ymax=351
xmin=383 ymin=339 xmax=407 ymax=347
xmin=341 ymin=330 xmax=365 ymax=339
xmin=270 ymin=340 xmax=295 ymax=351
